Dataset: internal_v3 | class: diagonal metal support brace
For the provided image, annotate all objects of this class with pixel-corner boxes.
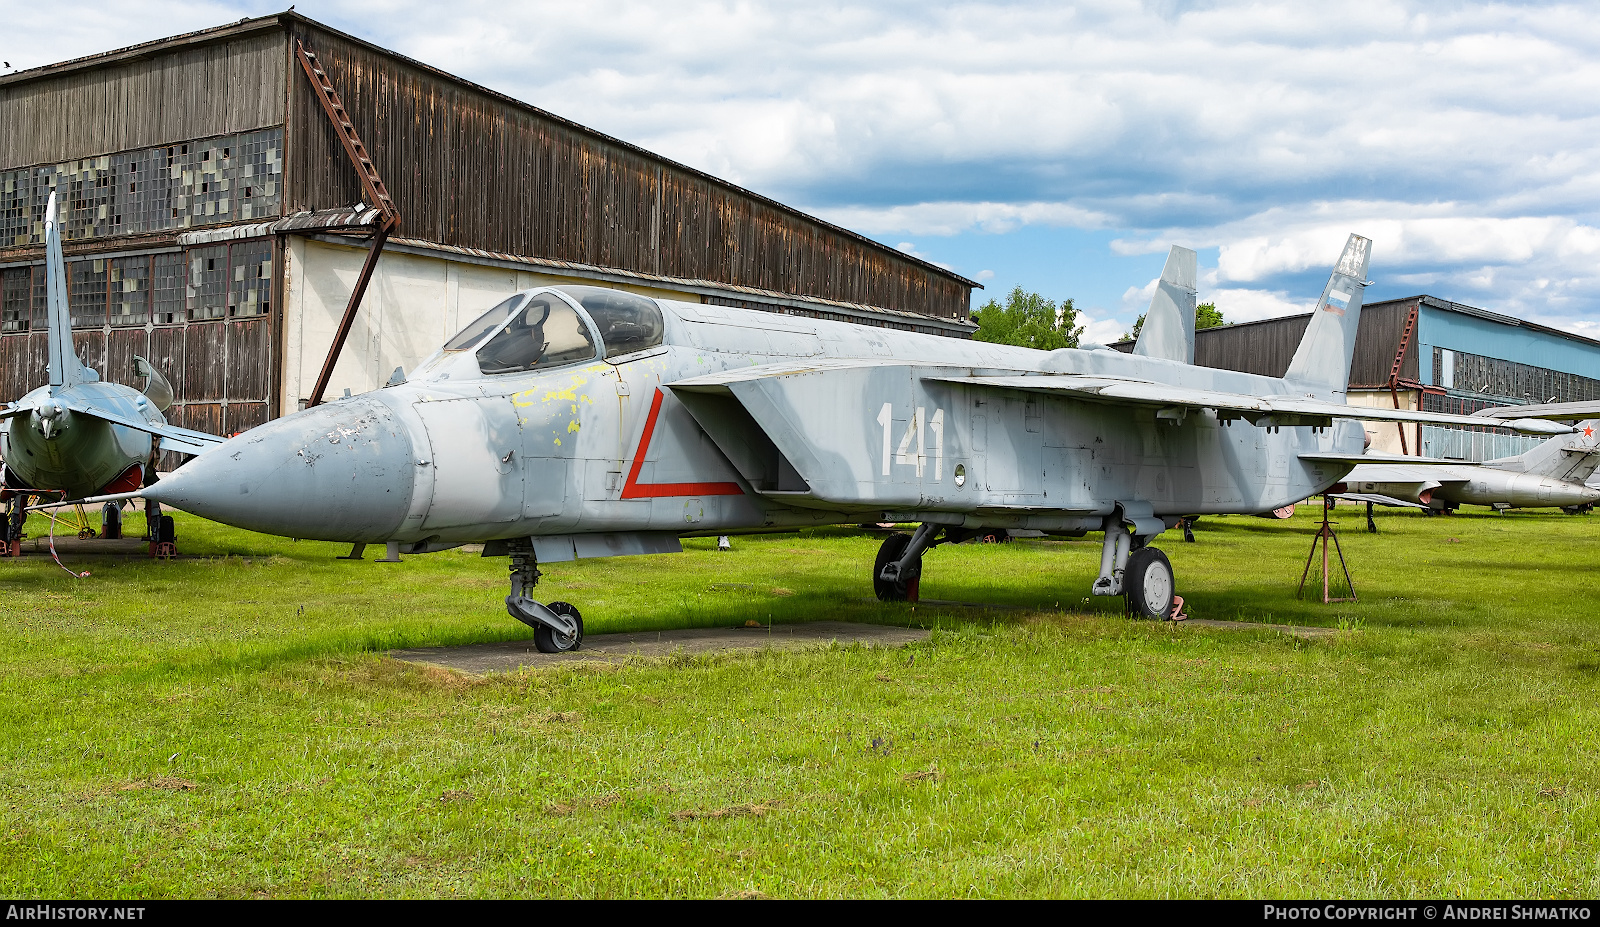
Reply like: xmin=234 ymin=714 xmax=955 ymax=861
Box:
xmin=295 ymin=39 xmax=401 ymax=408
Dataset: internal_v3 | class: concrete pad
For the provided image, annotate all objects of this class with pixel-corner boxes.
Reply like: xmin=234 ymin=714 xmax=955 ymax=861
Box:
xmin=9 ymin=537 xmax=161 ymax=557
xmin=392 ymin=620 xmax=930 ymax=674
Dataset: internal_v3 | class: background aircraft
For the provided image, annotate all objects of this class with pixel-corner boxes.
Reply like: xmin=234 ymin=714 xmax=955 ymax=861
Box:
xmin=84 ymin=234 xmax=1568 ymax=650
xmin=0 ymin=193 xmax=225 ymax=556
xmin=1333 ymin=422 xmax=1600 ymax=515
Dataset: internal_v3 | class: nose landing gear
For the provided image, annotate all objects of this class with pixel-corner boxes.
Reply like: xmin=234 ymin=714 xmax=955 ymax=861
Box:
xmin=504 ymin=541 xmax=584 ymax=653
xmin=873 ymin=522 xmax=942 ymax=602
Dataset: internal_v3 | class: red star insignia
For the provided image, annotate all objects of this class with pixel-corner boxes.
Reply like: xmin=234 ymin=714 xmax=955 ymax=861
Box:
xmin=1585 ymin=426 xmax=1594 ymax=438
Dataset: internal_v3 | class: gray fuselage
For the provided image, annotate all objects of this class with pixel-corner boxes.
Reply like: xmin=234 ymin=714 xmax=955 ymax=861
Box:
xmin=143 ymin=289 xmax=1364 ymax=547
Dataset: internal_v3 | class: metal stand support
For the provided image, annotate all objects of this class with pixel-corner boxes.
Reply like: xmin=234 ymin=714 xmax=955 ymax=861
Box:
xmin=1365 ymin=501 xmax=1377 ymax=534
xmin=1298 ymin=498 xmax=1356 ymax=603
xmin=338 ymin=543 xmax=367 ymax=560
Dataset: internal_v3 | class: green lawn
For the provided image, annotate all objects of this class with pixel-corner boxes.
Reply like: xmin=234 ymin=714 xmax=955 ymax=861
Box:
xmin=2 ymin=504 xmax=1598 ymax=898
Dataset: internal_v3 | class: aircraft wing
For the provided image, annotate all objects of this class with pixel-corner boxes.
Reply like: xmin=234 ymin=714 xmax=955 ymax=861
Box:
xmin=60 ymin=399 xmax=227 ymax=456
xmin=932 ymin=375 xmax=1573 ymax=435
xmin=1331 ymin=492 xmax=1426 ymax=509
xmin=1298 ymin=451 xmax=1471 ymax=466
xmin=1341 ymin=464 xmax=1471 ymax=483
xmin=1473 ymin=400 xmax=1600 ymax=421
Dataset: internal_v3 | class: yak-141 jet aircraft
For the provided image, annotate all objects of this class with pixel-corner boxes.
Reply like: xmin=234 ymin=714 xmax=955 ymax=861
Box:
xmin=84 ymin=234 xmax=1569 ymax=651
xmin=0 ymin=193 xmax=225 ymax=555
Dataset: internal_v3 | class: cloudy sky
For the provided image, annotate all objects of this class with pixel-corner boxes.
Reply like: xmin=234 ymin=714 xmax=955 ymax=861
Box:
xmin=9 ymin=0 xmax=1600 ymax=343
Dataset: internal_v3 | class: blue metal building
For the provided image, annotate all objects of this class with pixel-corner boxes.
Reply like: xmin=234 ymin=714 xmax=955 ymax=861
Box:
xmin=1183 ymin=295 xmax=1600 ymax=460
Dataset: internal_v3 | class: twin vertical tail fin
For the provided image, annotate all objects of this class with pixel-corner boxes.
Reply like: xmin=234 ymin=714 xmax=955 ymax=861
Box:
xmin=1132 ymin=246 xmax=1198 ymax=364
xmin=1283 ymin=233 xmax=1371 ymax=398
xmin=43 ymin=191 xmax=93 ymax=390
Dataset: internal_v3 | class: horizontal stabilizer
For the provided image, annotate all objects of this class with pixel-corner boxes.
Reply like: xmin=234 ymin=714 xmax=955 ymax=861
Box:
xmin=934 ymin=375 xmax=1574 ymax=435
xmin=60 ymin=399 xmax=228 ymax=456
xmin=0 ymin=405 xmax=27 ymax=421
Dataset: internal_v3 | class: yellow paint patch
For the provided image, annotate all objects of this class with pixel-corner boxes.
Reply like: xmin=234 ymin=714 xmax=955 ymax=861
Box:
xmin=510 ymin=373 xmax=591 ymax=408
xmin=567 ymin=420 xmax=581 ymax=433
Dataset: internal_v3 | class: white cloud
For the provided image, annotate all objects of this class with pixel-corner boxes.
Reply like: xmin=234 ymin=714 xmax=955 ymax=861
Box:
xmin=892 ymin=241 xmax=953 ymax=270
xmin=13 ymin=0 xmax=1600 ymax=327
xmin=1081 ymin=316 xmax=1131 ymax=346
xmin=819 ymin=201 xmax=1111 ymax=236
xmin=1121 ymin=278 xmax=1159 ymax=314
xmin=1203 ymin=288 xmax=1318 ymax=324
xmin=974 ymin=269 xmax=995 ymax=281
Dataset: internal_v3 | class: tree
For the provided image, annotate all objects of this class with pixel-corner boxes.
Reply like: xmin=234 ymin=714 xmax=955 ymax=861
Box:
xmin=971 ymin=286 xmax=1084 ymax=351
xmin=1122 ymin=301 xmax=1224 ymax=342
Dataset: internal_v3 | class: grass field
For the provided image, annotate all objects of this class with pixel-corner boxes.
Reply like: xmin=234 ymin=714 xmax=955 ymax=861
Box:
xmin=2 ymin=503 xmax=1599 ymax=898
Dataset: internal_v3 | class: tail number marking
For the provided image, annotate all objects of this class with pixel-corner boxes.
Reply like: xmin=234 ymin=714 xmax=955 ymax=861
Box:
xmin=877 ymin=403 xmax=945 ymax=480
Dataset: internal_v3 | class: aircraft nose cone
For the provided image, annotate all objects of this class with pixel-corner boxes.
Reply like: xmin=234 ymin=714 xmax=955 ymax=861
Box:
xmin=146 ymin=398 xmax=417 ymax=542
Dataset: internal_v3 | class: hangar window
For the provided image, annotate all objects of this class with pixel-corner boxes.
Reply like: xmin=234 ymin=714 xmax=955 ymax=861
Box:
xmin=555 ymin=286 xmax=664 ymax=358
xmin=476 ymin=294 xmax=597 ymax=375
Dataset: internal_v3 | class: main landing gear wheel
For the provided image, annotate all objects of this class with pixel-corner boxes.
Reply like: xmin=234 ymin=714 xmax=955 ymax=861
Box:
xmin=534 ymin=602 xmax=583 ymax=654
xmin=102 ymin=502 xmax=122 ymax=540
xmin=873 ymin=532 xmax=920 ymax=602
xmin=1124 ymin=547 xmax=1174 ymax=620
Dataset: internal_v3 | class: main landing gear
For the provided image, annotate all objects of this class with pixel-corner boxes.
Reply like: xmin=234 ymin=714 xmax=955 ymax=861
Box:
xmin=504 ymin=541 xmax=584 ymax=653
xmin=3 ymin=493 xmax=27 ymax=558
xmin=1090 ymin=518 xmax=1179 ymax=620
xmin=146 ymin=498 xmax=176 ymax=559
xmin=872 ymin=517 xmax=1183 ymax=620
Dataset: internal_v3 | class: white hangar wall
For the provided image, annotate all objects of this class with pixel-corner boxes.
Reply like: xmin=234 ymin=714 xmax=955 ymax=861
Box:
xmin=279 ymin=238 xmax=696 ymax=412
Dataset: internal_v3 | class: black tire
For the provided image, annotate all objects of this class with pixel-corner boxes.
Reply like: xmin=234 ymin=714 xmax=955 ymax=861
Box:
xmin=533 ymin=601 xmax=583 ymax=653
xmin=873 ymin=533 xmax=919 ymax=602
xmin=102 ymin=503 xmax=122 ymax=540
xmin=158 ymin=514 xmax=176 ymax=543
xmin=1124 ymin=547 xmax=1175 ymax=620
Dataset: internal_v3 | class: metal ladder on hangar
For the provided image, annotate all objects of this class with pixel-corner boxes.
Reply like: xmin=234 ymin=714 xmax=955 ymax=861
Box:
xmin=295 ymin=39 xmax=401 ymax=407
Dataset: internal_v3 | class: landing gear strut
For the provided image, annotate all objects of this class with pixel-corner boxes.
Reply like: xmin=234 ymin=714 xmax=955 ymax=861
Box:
xmin=3 ymin=493 xmax=27 ymax=557
xmin=504 ymin=541 xmax=584 ymax=653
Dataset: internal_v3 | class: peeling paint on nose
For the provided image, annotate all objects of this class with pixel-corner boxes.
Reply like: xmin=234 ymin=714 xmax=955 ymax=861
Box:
xmin=144 ymin=398 xmax=416 ymax=542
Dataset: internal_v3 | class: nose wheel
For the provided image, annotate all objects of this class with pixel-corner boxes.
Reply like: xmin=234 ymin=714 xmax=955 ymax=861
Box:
xmin=873 ymin=523 xmax=943 ymax=603
xmin=504 ymin=542 xmax=584 ymax=652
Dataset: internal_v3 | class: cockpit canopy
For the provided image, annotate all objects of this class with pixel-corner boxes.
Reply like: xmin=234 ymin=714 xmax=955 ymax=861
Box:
xmin=437 ymin=286 xmax=666 ymax=376
xmin=554 ymin=286 xmax=665 ymax=359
